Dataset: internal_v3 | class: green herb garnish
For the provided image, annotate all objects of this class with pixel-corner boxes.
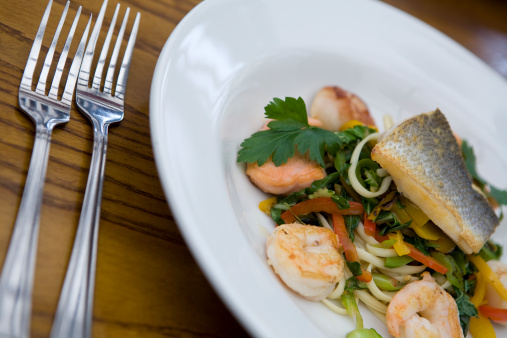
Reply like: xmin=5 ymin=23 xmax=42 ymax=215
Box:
xmin=237 ymin=97 xmax=341 ymax=167
xmin=453 ymin=287 xmax=478 ymax=336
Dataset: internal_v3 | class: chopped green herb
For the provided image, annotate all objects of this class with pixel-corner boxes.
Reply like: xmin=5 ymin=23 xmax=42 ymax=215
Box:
xmin=346 ymin=260 xmax=363 ymax=277
xmin=379 ymin=219 xmax=412 ymax=236
xmin=345 ymin=276 xmax=368 ymax=293
xmin=345 ymin=215 xmax=361 ymax=242
xmin=453 ymin=287 xmax=478 ymax=336
xmin=404 ymin=235 xmax=431 ymax=256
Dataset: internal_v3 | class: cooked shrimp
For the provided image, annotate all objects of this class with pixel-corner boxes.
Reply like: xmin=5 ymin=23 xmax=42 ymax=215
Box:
xmin=310 ymin=86 xmax=375 ymax=131
xmin=485 ymin=260 xmax=507 ymax=325
xmin=386 ymin=272 xmax=463 ymax=338
xmin=246 ymin=117 xmax=326 ymax=195
xmin=266 ymin=223 xmax=344 ymax=301
xmin=246 ymin=152 xmax=326 ymax=195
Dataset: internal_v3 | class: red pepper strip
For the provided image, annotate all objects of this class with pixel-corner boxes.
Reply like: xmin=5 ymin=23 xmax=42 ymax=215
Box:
xmin=480 ymin=305 xmax=507 ymax=322
xmin=280 ymin=197 xmax=363 ymax=224
xmin=404 ymin=242 xmax=449 ymax=274
xmin=333 ymin=213 xmax=358 ymax=262
xmin=363 ymin=214 xmax=389 ymax=242
xmin=363 ymin=212 xmax=376 ymax=237
xmin=332 ymin=213 xmax=372 ymax=283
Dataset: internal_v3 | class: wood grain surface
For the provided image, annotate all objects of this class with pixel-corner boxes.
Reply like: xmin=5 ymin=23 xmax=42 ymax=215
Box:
xmin=0 ymin=0 xmax=506 ymax=337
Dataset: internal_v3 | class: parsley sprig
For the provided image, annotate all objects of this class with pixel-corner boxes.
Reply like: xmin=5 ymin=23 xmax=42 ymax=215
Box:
xmin=237 ymin=97 xmax=342 ymax=167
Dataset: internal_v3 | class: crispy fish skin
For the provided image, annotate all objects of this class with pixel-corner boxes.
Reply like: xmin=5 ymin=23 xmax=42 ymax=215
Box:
xmin=371 ymin=109 xmax=499 ymax=254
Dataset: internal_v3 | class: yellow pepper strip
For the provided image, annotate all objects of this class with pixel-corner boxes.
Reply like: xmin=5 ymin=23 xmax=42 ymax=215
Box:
xmin=339 ymin=120 xmax=364 ymax=131
xmin=470 ymin=272 xmax=487 ymax=308
xmin=388 ymin=231 xmax=410 ymax=256
xmin=469 ymin=313 xmax=496 ymax=338
xmin=469 ymin=255 xmax=507 ymax=301
xmin=399 ymin=195 xmax=429 ymax=226
xmin=428 ymin=232 xmax=456 ymax=253
xmin=390 ymin=197 xmax=440 ymax=241
xmin=410 ymin=221 xmax=440 ymax=241
xmin=389 ymin=202 xmax=412 ymax=223
xmin=259 ymin=196 xmax=277 ymax=215
xmin=469 ymin=272 xmax=496 ymax=337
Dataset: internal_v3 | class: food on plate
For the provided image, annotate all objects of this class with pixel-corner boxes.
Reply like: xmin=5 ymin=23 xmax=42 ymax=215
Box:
xmin=246 ymin=117 xmax=326 ymax=195
xmin=266 ymin=223 xmax=344 ymax=301
xmin=236 ymin=86 xmax=507 ymax=337
xmin=483 ymin=260 xmax=507 ymax=325
xmin=371 ymin=110 xmax=499 ymax=254
xmin=310 ymin=86 xmax=375 ymax=131
xmin=246 ymin=153 xmax=326 ymax=195
xmin=386 ymin=272 xmax=463 ymax=337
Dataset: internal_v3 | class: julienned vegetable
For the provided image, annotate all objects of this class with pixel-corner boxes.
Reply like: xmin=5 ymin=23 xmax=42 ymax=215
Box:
xmin=469 ymin=255 xmax=507 ymax=301
xmin=346 ymin=328 xmax=382 ymax=338
xmin=404 ymin=242 xmax=448 ymax=275
xmin=280 ymin=197 xmax=363 ymax=223
xmin=333 ymin=213 xmax=372 ymax=282
xmin=469 ymin=272 xmax=497 ymax=336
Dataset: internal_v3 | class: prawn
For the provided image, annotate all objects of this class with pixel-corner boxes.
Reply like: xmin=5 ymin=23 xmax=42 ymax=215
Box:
xmin=266 ymin=223 xmax=344 ymax=301
xmin=310 ymin=86 xmax=375 ymax=131
xmin=246 ymin=152 xmax=326 ymax=195
xmin=246 ymin=117 xmax=326 ymax=195
xmin=386 ymin=272 xmax=463 ymax=338
xmin=485 ymin=260 xmax=507 ymax=325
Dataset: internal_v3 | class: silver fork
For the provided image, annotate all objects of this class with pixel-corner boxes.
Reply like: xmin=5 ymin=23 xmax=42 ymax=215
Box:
xmin=0 ymin=1 xmax=90 ymax=337
xmin=49 ymin=1 xmax=140 ymax=337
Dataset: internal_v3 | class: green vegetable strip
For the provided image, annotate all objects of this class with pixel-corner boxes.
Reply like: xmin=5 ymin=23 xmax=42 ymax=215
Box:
xmin=384 ymin=256 xmax=414 ymax=269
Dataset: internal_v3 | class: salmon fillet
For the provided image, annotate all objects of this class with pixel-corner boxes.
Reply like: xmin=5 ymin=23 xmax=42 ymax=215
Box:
xmin=371 ymin=109 xmax=499 ymax=254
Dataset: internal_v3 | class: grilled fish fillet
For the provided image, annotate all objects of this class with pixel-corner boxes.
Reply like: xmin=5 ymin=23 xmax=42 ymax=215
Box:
xmin=371 ymin=109 xmax=499 ymax=254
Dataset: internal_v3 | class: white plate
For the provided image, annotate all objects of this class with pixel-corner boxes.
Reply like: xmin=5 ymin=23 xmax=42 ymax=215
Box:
xmin=150 ymin=0 xmax=507 ymax=336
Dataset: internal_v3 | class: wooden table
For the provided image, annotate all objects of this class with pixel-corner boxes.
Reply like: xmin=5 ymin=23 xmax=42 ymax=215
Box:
xmin=0 ymin=0 xmax=506 ymax=337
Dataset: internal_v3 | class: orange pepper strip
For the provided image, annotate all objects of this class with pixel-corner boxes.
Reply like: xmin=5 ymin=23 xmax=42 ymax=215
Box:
xmin=332 ymin=213 xmax=372 ymax=283
xmin=356 ymin=271 xmax=373 ymax=283
xmin=404 ymin=242 xmax=448 ymax=274
xmin=280 ymin=197 xmax=363 ymax=224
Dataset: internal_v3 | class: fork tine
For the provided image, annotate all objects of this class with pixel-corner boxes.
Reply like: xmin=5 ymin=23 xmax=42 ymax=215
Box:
xmin=114 ymin=12 xmax=140 ymax=101
xmin=20 ymin=0 xmax=53 ymax=90
xmin=47 ymin=5 xmax=82 ymax=100
xmin=103 ymin=7 xmax=129 ymax=95
xmin=91 ymin=4 xmax=120 ymax=90
xmin=35 ymin=1 xmax=69 ymax=95
xmin=60 ymin=14 xmax=92 ymax=105
xmin=78 ymin=0 xmax=108 ymax=89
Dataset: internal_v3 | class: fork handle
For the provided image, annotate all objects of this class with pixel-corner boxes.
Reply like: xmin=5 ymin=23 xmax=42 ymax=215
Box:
xmin=0 ymin=126 xmax=53 ymax=338
xmin=50 ymin=123 xmax=109 ymax=338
